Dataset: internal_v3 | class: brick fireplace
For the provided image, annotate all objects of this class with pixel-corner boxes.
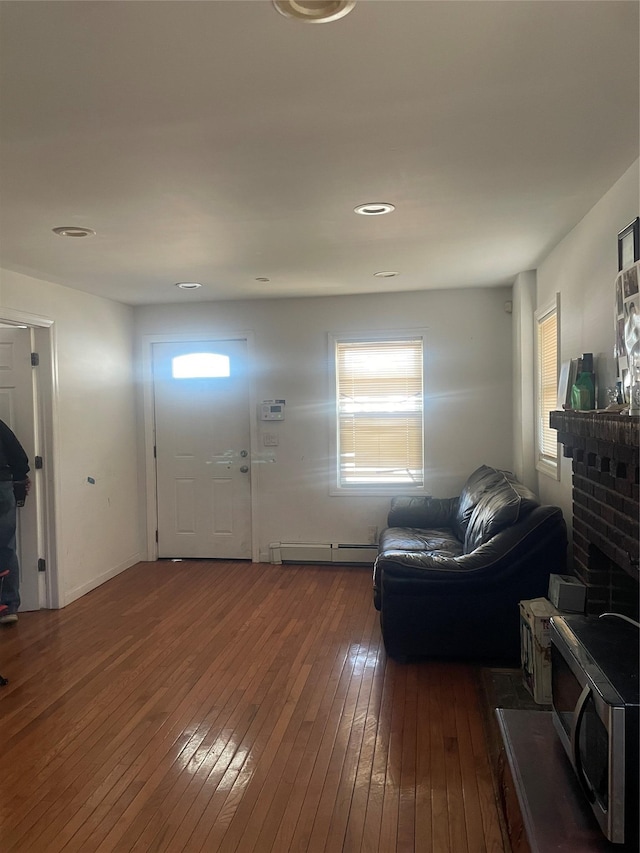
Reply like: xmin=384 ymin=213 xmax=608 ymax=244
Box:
xmin=550 ymin=411 xmax=639 ymax=619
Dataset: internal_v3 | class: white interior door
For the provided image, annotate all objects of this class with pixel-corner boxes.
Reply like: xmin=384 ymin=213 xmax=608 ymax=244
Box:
xmin=0 ymin=327 xmax=40 ymax=611
xmin=153 ymin=339 xmax=252 ymax=559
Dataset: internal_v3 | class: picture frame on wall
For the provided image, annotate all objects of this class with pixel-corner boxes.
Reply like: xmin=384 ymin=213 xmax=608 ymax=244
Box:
xmin=617 ymin=216 xmax=640 ymax=271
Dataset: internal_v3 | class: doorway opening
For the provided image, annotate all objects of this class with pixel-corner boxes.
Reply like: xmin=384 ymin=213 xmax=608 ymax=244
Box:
xmin=0 ymin=309 xmax=59 ymax=609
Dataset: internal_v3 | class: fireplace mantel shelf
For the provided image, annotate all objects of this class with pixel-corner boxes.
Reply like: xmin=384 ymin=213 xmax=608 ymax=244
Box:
xmin=550 ymin=410 xmax=639 ymax=447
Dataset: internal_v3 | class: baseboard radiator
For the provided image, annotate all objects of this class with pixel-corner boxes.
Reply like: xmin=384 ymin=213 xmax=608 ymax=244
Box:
xmin=270 ymin=542 xmax=378 ymax=565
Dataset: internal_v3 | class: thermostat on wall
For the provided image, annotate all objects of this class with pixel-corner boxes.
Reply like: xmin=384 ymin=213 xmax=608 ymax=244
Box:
xmin=260 ymin=400 xmax=285 ymax=420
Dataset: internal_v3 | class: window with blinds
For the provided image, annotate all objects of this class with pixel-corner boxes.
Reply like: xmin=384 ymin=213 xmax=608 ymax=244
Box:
xmin=536 ymin=302 xmax=559 ymax=473
xmin=334 ymin=337 xmax=424 ymax=488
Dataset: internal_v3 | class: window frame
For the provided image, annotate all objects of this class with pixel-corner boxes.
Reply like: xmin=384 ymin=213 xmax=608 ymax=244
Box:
xmin=535 ymin=295 xmax=560 ymax=480
xmin=329 ymin=330 xmax=427 ymax=496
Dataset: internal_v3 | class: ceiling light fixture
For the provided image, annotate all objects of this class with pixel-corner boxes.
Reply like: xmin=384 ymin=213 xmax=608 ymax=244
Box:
xmin=354 ymin=203 xmax=395 ymax=216
xmin=373 ymin=271 xmax=399 ymax=278
xmin=175 ymin=282 xmax=202 ymax=290
xmin=52 ymin=226 xmax=95 ymax=237
xmin=272 ymin=1 xmax=356 ymax=23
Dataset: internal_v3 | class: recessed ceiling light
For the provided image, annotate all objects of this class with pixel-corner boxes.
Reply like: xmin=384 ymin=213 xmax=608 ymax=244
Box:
xmin=52 ymin=226 xmax=95 ymax=237
xmin=373 ymin=271 xmax=399 ymax=278
xmin=354 ymin=203 xmax=395 ymax=216
xmin=175 ymin=282 xmax=202 ymax=290
xmin=272 ymin=1 xmax=356 ymax=23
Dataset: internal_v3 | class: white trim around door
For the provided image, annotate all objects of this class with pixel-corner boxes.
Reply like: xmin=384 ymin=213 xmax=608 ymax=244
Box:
xmin=0 ymin=308 xmax=61 ymax=608
xmin=140 ymin=331 xmax=260 ymax=563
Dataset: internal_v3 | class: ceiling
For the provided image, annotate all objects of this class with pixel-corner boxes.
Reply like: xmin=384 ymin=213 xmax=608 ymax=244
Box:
xmin=0 ymin=1 xmax=638 ymax=307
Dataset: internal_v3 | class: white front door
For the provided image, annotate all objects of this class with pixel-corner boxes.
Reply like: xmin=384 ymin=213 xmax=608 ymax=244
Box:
xmin=153 ymin=339 xmax=252 ymax=559
xmin=0 ymin=327 xmax=40 ymax=610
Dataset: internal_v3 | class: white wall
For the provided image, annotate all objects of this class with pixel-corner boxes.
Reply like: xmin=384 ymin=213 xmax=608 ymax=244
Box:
xmin=0 ymin=269 xmax=142 ymax=605
xmin=136 ymin=286 xmax=513 ymax=559
xmin=534 ymin=158 xmax=639 ymax=527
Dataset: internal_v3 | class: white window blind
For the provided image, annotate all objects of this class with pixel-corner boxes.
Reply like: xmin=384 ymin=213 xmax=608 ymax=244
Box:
xmin=335 ymin=338 xmax=424 ymax=487
xmin=537 ymin=308 xmax=558 ymax=463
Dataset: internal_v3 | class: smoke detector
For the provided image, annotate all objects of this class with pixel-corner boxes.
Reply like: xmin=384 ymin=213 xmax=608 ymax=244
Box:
xmin=272 ymin=1 xmax=356 ymax=23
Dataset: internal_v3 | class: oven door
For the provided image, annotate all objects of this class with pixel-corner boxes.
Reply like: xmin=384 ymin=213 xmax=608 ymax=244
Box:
xmin=572 ymin=687 xmax=625 ymax=843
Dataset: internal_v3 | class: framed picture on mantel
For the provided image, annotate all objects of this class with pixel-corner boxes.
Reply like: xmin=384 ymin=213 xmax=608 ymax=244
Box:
xmin=618 ymin=216 xmax=640 ymax=271
xmin=614 ymin=259 xmax=640 ymax=403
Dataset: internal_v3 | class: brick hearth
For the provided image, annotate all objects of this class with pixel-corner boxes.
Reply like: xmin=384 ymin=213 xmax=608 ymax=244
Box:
xmin=550 ymin=411 xmax=639 ymax=619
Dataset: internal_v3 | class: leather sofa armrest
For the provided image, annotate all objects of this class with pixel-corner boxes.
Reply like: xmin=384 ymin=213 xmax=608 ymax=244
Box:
xmin=387 ymin=495 xmax=458 ymax=529
xmin=379 ymin=505 xmax=567 ymax=583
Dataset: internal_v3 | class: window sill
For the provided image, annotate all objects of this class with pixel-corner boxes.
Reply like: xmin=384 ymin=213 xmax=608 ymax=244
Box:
xmin=330 ymin=485 xmax=428 ymax=497
xmin=536 ymin=457 xmax=559 ymax=481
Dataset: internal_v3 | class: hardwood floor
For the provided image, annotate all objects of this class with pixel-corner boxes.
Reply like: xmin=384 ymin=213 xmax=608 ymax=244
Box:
xmin=0 ymin=561 xmax=506 ymax=852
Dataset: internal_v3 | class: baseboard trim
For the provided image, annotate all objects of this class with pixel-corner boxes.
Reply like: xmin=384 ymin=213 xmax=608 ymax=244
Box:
xmin=64 ymin=552 xmax=143 ymax=607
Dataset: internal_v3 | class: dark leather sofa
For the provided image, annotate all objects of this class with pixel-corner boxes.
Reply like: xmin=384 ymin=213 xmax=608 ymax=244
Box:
xmin=373 ymin=464 xmax=568 ymax=662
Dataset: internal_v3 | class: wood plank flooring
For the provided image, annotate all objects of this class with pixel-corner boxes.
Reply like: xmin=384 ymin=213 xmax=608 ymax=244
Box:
xmin=0 ymin=561 xmax=507 ymax=852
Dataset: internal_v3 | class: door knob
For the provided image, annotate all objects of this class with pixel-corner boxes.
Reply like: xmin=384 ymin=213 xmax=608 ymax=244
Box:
xmin=240 ymin=465 xmax=249 ymax=473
